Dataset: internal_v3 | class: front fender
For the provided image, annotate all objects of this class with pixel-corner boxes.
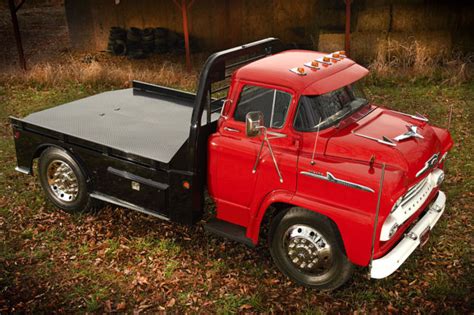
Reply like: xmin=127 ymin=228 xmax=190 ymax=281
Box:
xmin=246 ymin=190 xmax=373 ymax=266
xmin=246 ymin=189 xmax=294 ymax=244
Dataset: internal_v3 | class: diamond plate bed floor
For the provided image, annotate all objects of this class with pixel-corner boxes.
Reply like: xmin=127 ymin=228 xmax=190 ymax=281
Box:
xmin=22 ymin=88 xmax=201 ymax=163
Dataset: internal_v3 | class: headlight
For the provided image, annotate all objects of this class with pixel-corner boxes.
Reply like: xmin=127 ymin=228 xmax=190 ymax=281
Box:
xmin=380 ymin=216 xmax=399 ymax=241
xmin=388 ymin=223 xmax=399 ymax=239
xmin=431 ymin=168 xmax=445 ymax=187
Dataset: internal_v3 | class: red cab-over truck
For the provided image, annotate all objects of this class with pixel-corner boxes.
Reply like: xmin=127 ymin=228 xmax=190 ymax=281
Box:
xmin=10 ymin=38 xmax=453 ymax=290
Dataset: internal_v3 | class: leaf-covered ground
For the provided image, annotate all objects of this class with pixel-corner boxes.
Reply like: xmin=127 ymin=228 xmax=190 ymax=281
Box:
xmin=0 ymin=77 xmax=473 ymax=313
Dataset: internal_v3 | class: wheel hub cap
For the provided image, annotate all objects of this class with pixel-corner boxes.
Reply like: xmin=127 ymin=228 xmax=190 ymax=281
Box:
xmin=47 ymin=160 xmax=79 ymax=202
xmin=284 ymin=225 xmax=333 ymax=274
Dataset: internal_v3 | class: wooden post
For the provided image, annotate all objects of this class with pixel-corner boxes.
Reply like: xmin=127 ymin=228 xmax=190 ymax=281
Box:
xmin=344 ymin=0 xmax=351 ymax=57
xmin=8 ymin=0 xmax=27 ymax=70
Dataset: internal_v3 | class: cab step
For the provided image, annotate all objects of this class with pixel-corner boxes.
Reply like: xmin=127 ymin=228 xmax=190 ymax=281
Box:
xmin=204 ymin=218 xmax=255 ymax=247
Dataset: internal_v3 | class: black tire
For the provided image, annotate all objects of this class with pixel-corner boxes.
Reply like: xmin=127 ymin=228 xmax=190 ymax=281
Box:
xmin=154 ymin=27 xmax=168 ymax=38
xmin=38 ymin=147 xmax=100 ymax=214
xmin=154 ymin=43 xmax=168 ymax=54
xmin=142 ymin=28 xmax=154 ymax=41
xmin=269 ymin=207 xmax=354 ymax=291
xmin=127 ymin=28 xmax=142 ymax=42
xmin=112 ymin=40 xmax=127 ymax=56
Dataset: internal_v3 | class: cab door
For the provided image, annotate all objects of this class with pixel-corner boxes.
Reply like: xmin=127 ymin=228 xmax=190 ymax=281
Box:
xmin=209 ymin=82 xmax=299 ymax=227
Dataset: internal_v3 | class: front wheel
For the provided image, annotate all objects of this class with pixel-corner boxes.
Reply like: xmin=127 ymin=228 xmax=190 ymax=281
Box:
xmin=269 ymin=208 xmax=354 ymax=291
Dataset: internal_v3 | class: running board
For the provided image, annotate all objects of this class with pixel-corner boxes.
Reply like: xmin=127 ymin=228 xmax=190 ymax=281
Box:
xmin=90 ymin=192 xmax=170 ymax=221
xmin=204 ymin=218 xmax=255 ymax=247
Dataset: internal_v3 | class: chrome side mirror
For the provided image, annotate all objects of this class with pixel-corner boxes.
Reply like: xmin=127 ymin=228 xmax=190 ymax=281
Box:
xmin=246 ymin=111 xmax=264 ymax=137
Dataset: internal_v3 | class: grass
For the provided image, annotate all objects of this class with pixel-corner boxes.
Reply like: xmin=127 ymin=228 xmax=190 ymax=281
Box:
xmin=0 ymin=57 xmax=472 ymax=313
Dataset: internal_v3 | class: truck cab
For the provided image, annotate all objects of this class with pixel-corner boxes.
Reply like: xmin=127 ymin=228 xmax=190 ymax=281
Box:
xmin=10 ymin=38 xmax=453 ymax=290
xmin=208 ymin=49 xmax=452 ymax=289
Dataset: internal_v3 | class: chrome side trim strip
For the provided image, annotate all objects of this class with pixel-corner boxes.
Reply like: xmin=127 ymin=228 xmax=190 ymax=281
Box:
xmin=223 ymin=127 xmax=240 ymax=133
xmin=300 ymin=171 xmax=375 ymax=193
xmin=389 ymin=110 xmax=429 ymax=122
xmin=90 ymin=192 xmax=170 ymax=221
xmin=352 ymin=131 xmax=397 ymax=147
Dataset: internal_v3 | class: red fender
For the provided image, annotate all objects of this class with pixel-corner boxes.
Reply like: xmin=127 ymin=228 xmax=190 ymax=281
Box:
xmin=246 ymin=189 xmax=294 ymax=244
xmin=246 ymin=191 xmax=373 ymax=266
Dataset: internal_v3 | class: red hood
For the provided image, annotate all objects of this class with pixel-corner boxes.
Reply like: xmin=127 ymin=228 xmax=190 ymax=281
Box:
xmin=326 ymin=107 xmax=443 ymax=182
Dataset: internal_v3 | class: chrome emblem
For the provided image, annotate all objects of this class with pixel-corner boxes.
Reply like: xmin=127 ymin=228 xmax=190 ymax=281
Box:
xmin=394 ymin=125 xmax=424 ymax=142
xmin=416 ymin=152 xmax=439 ymax=177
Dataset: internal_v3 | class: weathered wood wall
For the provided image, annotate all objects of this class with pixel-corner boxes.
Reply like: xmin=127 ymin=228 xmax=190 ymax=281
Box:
xmin=65 ymin=0 xmax=318 ymax=53
xmin=64 ymin=0 xmax=473 ymax=64
xmin=318 ymin=0 xmax=474 ymax=64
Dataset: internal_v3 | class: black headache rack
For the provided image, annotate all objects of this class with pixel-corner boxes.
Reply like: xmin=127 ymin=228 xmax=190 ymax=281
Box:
xmin=10 ymin=38 xmax=283 ymax=225
xmin=185 ymin=37 xmax=283 ymax=222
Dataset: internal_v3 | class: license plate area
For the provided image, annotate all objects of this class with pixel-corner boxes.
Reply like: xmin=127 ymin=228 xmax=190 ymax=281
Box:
xmin=419 ymin=226 xmax=430 ymax=247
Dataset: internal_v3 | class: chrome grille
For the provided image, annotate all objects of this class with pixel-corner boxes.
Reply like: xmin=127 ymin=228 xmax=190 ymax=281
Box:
xmin=401 ymin=176 xmax=430 ymax=207
xmin=393 ymin=174 xmax=435 ymax=226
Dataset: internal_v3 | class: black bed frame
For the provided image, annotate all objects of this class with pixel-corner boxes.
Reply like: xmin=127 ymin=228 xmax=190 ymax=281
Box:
xmin=10 ymin=38 xmax=283 ymax=224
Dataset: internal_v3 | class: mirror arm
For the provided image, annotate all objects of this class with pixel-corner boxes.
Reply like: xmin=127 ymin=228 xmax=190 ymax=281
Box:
xmin=253 ymin=126 xmax=284 ymax=183
xmin=252 ymin=138 xmax=265 ymax=174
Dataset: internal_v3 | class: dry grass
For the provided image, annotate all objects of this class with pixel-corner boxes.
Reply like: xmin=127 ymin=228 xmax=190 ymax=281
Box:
xmin=369 ymin=39 xmax=473 ymax=84
xmin=0 ymin=52 xmax=200 ymax=92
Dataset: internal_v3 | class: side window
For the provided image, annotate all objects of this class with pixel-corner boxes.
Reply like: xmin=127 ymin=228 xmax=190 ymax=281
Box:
xmin=233 ymin=85 xmax=292 ymax=129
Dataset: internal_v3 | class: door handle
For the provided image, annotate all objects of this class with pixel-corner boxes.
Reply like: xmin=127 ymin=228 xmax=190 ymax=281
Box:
xmin=224 ymin=127 xmax=240 ymax=133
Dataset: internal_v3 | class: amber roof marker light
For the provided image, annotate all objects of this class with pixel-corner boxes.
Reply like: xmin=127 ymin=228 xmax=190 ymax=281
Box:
xmin=304 ymin=60 xmax=320 ymax=70
xmin=289 ymin=67 xmax=307 ymax=76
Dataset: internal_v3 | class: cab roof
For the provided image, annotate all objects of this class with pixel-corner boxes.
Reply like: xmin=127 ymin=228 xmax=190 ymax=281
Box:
xmin=234 ymin=50 xmax=369 ymax=95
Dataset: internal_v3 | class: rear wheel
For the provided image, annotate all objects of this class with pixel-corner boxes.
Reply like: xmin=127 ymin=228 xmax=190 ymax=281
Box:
xmin=269 ymin=207 xmax=354 ymax=291
xmin=38 ymin=147 xmax=100 ymax=214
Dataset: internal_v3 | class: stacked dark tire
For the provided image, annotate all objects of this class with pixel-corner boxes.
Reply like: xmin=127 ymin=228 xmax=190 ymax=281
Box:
xmin=107 ymin=26 xmax=199 ymax=59
xmin=127 ymin=27 xmax=145 ymax=59
xmin=142 ymin=28 xmax=155 ymax=54
xmin=108 ymin=27 xmax=127 ymax=56
xmin=154 ymin=28 xmax=169 ymax=54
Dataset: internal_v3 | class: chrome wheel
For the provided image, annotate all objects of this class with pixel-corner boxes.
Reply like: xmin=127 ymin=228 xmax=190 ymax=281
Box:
xmin=46 ymin=160 xmax=79 ymax=202
xmin=284 ymin=224 xmax=334 ymax=275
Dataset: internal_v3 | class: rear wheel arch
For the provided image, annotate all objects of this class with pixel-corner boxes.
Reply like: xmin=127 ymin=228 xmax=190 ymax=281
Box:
xmin=37 ymin=146 xmax=100 ymax=213
xmin=33 ymin=144 xmax=92 ymax=186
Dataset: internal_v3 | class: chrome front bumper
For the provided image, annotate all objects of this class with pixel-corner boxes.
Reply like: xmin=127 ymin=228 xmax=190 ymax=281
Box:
xmin=370 ymin=191 xmax=446 ymax=279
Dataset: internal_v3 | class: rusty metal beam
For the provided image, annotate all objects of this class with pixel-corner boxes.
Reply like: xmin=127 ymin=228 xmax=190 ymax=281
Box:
xmin=173 ymin=0 xmax=194 ymax=72
xmin=181 ymin=0 xmax=192 ymax=71
xmin=8 ymin=0 xmax=27 ymax=70
xmin=344 ymin=0 xmax=351 ymax=57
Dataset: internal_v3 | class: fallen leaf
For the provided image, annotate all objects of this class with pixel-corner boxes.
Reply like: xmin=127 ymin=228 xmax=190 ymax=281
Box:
xmin=166 ymin=298 xmax=176 ymax=308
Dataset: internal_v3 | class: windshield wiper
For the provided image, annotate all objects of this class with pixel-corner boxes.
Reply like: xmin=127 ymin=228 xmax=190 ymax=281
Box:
xmin=335 ymin=99 xmax=368 ymax=129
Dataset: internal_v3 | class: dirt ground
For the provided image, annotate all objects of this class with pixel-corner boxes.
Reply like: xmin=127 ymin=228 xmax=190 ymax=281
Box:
xmin=0 ymin=2 xmax=69 ymax=71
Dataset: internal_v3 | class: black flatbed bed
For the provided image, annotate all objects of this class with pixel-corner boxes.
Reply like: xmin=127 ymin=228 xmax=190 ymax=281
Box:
xmin=20 ymin=82 xmax=218 ymax=164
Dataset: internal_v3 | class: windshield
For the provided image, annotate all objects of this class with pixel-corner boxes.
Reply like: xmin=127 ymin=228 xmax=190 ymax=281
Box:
xmin=294 ymin=82 xmax=368 ymax=131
